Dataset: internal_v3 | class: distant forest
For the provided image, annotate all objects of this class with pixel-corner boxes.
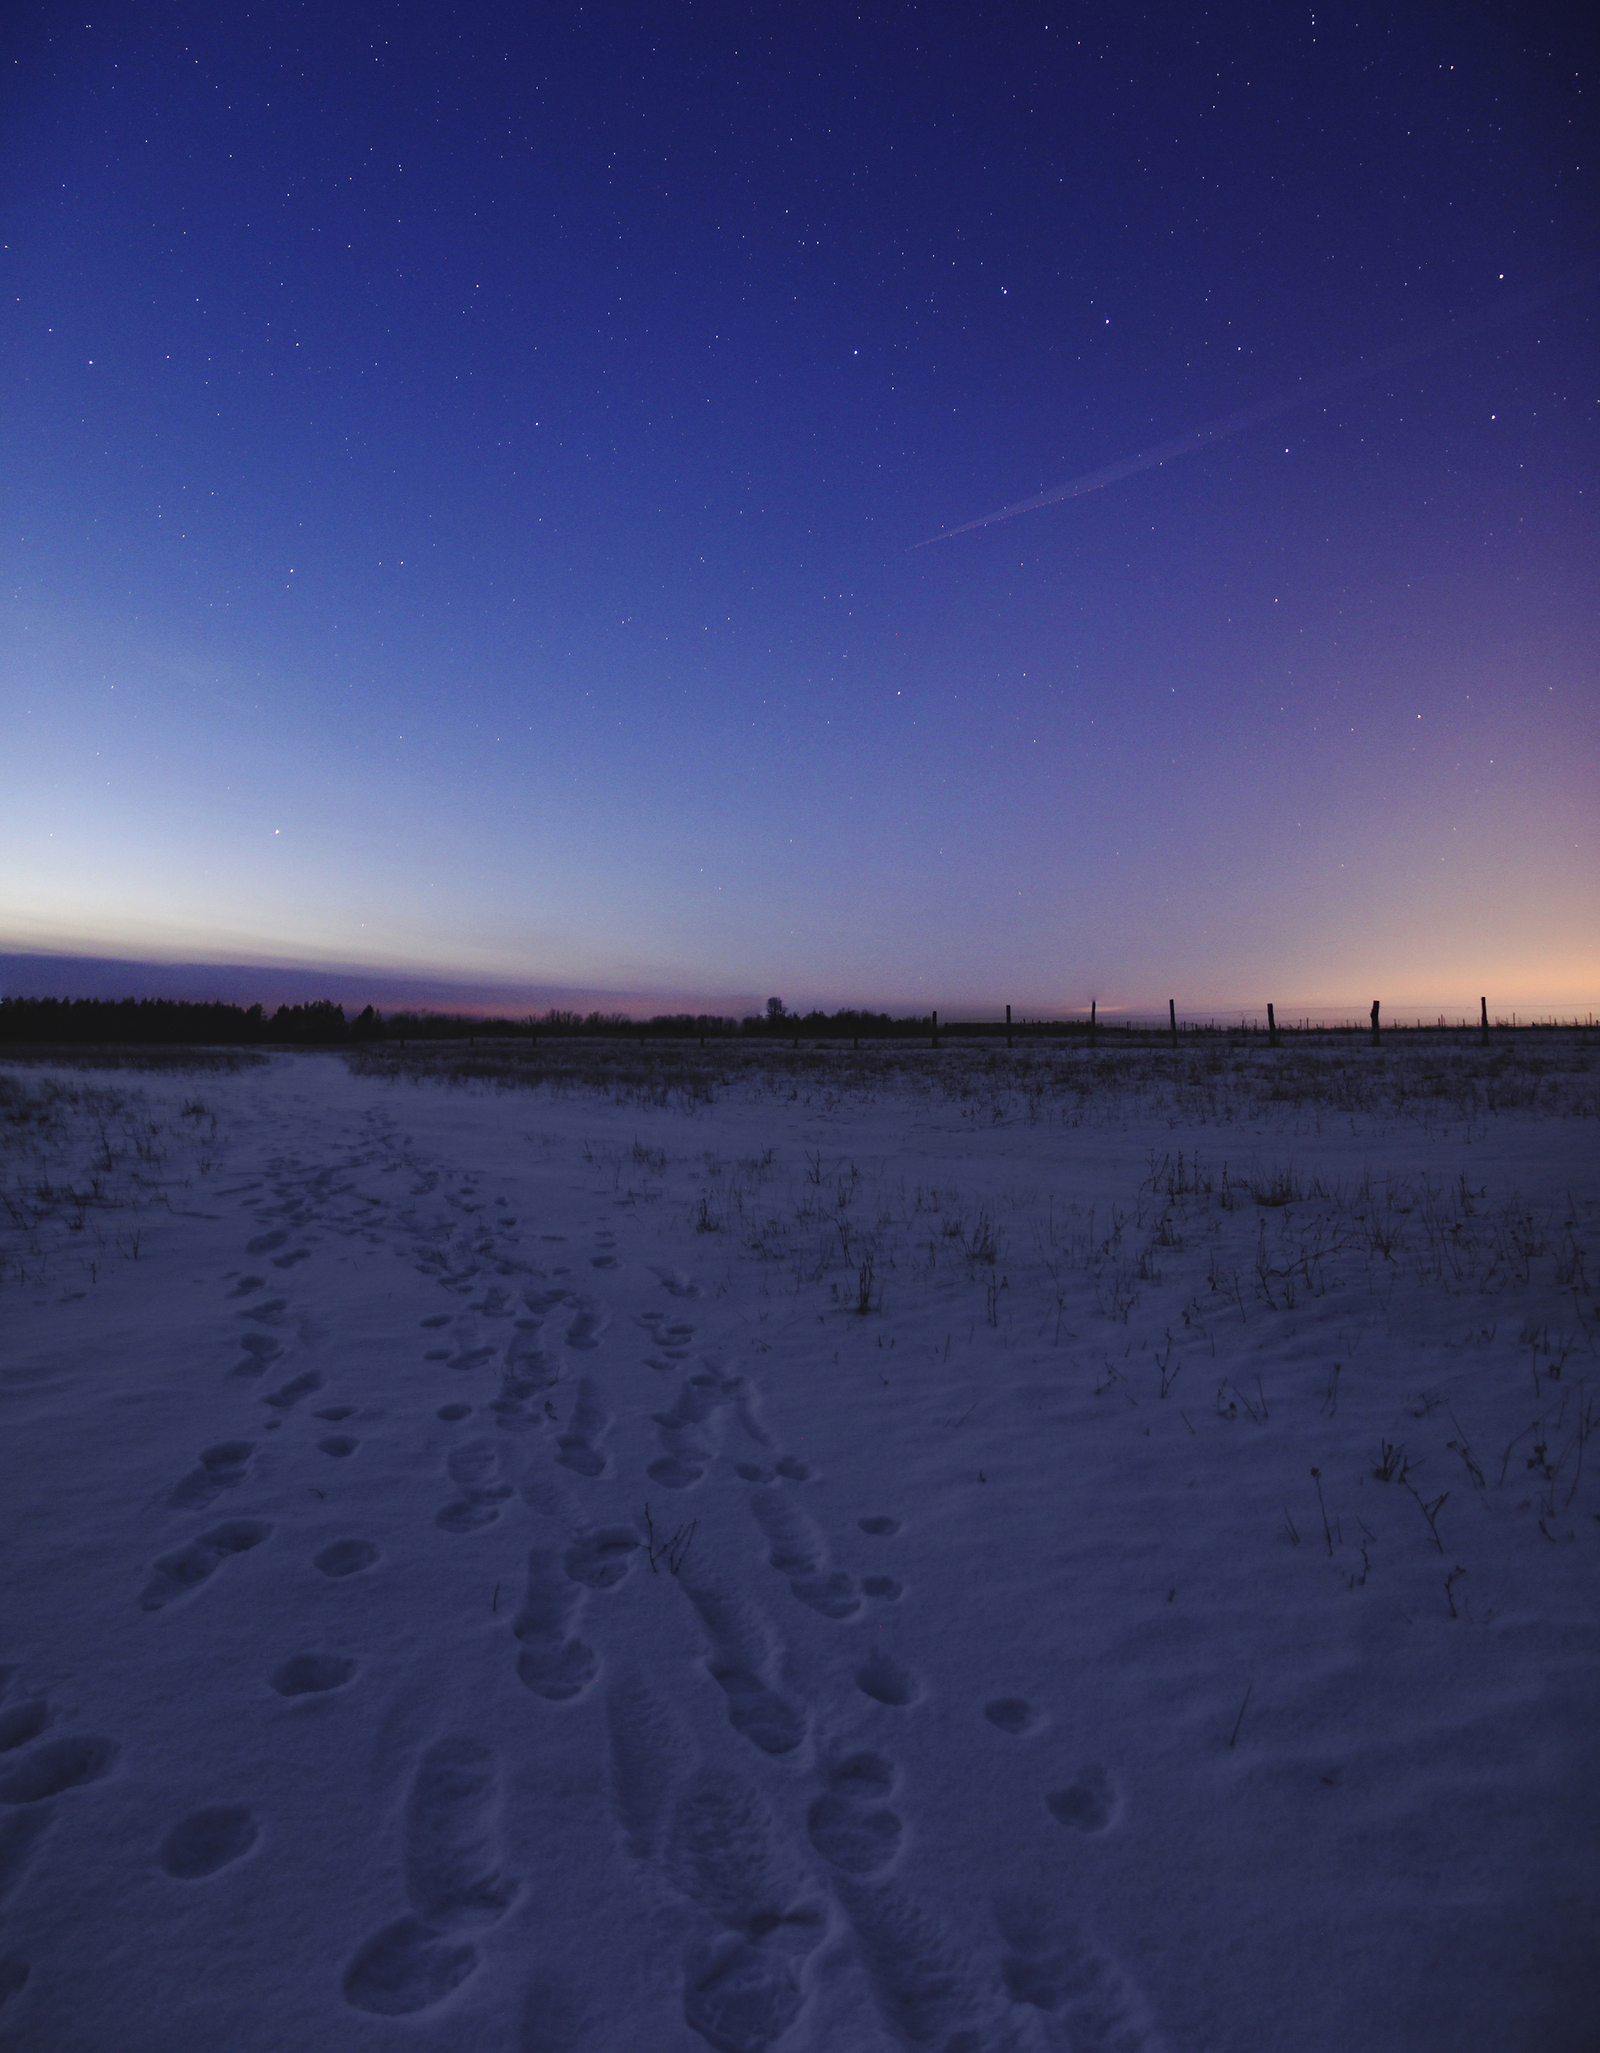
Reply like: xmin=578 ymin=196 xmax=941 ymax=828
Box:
xmin=0 ymin=996 xmax=938 ymax=1046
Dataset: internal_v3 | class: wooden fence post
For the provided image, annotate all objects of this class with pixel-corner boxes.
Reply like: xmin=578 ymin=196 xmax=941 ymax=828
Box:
xmin=1480 ymin=996 xmax=1489 ymax=1047
xmin=1370 ymin=1000 xmax=1381 ymax=1046
xmin=1090 ymin=999 xmax=1096 ymax=1047
xmin=1006 ymin=1003 xmax=1013 ymax=1049
xmin=932 ymin=1009 xmax=939 ymax=1050
xmin=1169 ymin=999 xmax=1178 ymax=1050
xmin=1267 ymin=1002 xmax=1278 ymax=1048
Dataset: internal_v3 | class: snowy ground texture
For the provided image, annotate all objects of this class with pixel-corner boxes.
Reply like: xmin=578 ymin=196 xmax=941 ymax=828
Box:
xmin=1 ymin=1036 xmax=1597 ymax=2053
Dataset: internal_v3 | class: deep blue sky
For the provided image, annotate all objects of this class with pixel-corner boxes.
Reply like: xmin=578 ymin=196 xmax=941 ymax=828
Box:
xmin=3 ymin=2 xmax=1596 ymax=1016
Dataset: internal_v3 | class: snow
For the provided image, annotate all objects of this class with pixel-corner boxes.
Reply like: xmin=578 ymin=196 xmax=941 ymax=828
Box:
xmin=1 ymin=1040 xmax=1596 ymax=2052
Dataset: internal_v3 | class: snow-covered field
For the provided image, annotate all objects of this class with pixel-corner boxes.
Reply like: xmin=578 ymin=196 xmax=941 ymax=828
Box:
xmin=1 ymin=1039 xmax=1596 ymax=2053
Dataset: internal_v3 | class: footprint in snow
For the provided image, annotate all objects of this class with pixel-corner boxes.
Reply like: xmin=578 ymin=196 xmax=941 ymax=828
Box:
xmin=650 ymin=1265 xmax=702 ymax=1300
xmin=420 ymin=1313 xmax=452 ymax=1329
xmin=511 ymin=1550 xmax=598 ymax=1701
xmin=238 ymin=1297 xmax=289 ymax=1326
xmin=0 ymin=1736 xmax=119 ymax=1805
xmin=168 ymin=1441 xmax=254 ymax=1511
xmin=555 ymin=1379 xmax=613 ymax=1478
xmin=563 ymin=1527 xmax=641 ymax=1589
xmin=855 ymin=1650 xmax=920 ymax=1709
xmin=231 ymin=1334 xmax=281 ymax=1378
xmin=994 ymin=1891 xmax=1160 ymax=2045
xmin=590 ymin=1236 xmax=620 ymax=1271
xmin=808 ymin=1753 xmax=903 ymax=1877
xmin=141 ymin=1522 xmax=272 ymax=1611
xmin=858 ymin=1514 xmax=900 ymax=1536
xmin=262 ymin=1370 xmax=323 ymax=1411
xmin=437 ymin=1402 xmax=472 ymax=1422
xmin=160 ymin=1805 xmax=259 ymax=1880
xmin=317 ymin=1435 xmax=358 ymax=1458
xmin=0 ymin=1703 xmax=52 ymax=1754
xmin=245 ymin=1229 xmax=287 ymax=1256
xmin=314 ymin=1405 xmax=355 ymax=1421
xmin=649 ymin=1371 xmax=734 ymax=1491
xmin=270 ymin=1654 xmax=356 ymax=1697
xmin=664 ymin=1771 xmax=825 ymax=2053
xmin=749 ymin=1489 xmax=859 ymax=1619
xmin=1046 ymin=1765 xmax=1118 ymax=1834
xmin=985 ymin=1698 xmax=1045 ymax=1737
xmin=315 ymin=1539 xmax=378 ymax=1578
xmin=436 ymin=1440 xmax=513 ymax=1533
xmin=678 ymin=1568 xmax=805 ymax=1758
xmin=227 ymin=1274 xmax=266 ymax=1298
xmin=271 ymin=1247 xmax=311 ymax=1270
xmin=564 ymin=1298 xmax=610 ymax=1351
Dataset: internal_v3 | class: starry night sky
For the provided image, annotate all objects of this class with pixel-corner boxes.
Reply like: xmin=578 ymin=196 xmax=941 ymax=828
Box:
xmin=3 ymin=3 xmax=1596 ymax=1017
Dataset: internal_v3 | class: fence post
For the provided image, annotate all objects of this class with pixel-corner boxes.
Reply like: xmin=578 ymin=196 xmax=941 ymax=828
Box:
xmin=1370 ymin=1000 xmax=1381 ymax=1046
xmin=1090 ymin=999 xmax=1096 ymax=1047
xmin=1267 ymin=1002 xmax=1278 ymax=1048
xmin=1006 ymin=1003 xmax=1012 ymax=1049
xmin=1480 ymin=995 xmax=1489 ymax=1047
xmin=932 ymin=1009 xmax=939 ymax=1050
xmin=1169 ymin=999 xmax=1178 ymax=1050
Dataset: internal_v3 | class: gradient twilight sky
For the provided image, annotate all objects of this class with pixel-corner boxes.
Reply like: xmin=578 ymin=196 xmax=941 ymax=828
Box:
xmin=3 ymin=2 xmax=1597 ymax=1018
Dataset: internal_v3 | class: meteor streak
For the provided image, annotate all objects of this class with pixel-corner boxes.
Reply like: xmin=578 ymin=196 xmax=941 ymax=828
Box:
xmin=916 ymin=265 xmax=1594 ymax=547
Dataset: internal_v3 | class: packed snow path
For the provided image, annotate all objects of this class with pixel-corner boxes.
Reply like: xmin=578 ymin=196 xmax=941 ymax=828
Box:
xmin=0 ymin=1044 xmax=1596 ymax=2051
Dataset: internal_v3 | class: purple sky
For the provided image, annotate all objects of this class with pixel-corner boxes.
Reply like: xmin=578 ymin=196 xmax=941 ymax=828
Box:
xmin=3 ymin=4 xmax=1596 ymax=1016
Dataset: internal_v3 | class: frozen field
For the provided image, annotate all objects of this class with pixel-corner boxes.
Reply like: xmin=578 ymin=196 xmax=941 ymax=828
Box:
xmin=0 ymin=1037 xmax=1596 ymax=2053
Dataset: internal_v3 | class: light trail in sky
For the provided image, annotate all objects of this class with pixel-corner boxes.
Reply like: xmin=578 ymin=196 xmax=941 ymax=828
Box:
xmin=917 ymin=265 xmax=1595 ymax=546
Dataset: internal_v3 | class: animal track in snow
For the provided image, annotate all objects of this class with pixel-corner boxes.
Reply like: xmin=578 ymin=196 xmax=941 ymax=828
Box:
xmin=313 ymin=1405 xmax=355 ymax=1421
xmin=160 ymin=1805 xmax=258 ymax=1879
xmin=168 ymin=1440 xmax=254 ymax=1510
xmin=317 ymin=1435 xmax=358 ymax=1458
xmin=271 ymin=1247 xmax=311 ymax=1269
xmin=855 ymin=1650 xmax=921 ymax=1709
xmin=437 ymin=1402 xmax=472 ymax=1422
xmin=0 ymin=1736 xmax=119 ymax=1805
xmin=228 ymin=1274 xmax=266 ymax=1298
xmin=858 ymin=1514 xmax=900 ymax=1536
xmin=862 ymin=1576 xmax=902 ymax=1601
xmin=749 ymin=1489 xmax=859 ymax=1619
xmin=1046 ymin=1765 xmax=1117 ymax=1834
xmin=512 ymin=1550 xmax=598 ymax=1701
xmin=985 ymin=1698 xmax=1044 ymax=1737
xmin=435 ymin=1440 xmax=513 ymax=1534
xmin=315 ymin=1539 xmax=378 ymax=1578
xmin=270 ymin=1654 xmax=356 ymax=1697
xmin=141 ymin=1522 xmax=271 ymax=1611
xmin=245 ymin=1229 xmax=287 ymax=1256
xmin=420 ymin=1314 xmax=452 ymax=1329
xmin=238 ymin=1297 xmax=289 ymax=1325
xmin=263 ymin=1370 xmax=323 ymax=1412
xmin=555 ymin=1379 xmax=613 ymax=1477
xmin=0 ymin=1703 xmax=50 ymax=1754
